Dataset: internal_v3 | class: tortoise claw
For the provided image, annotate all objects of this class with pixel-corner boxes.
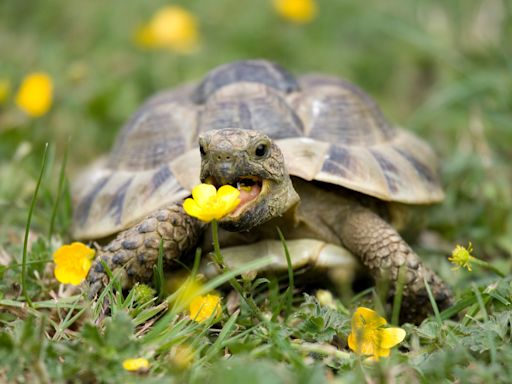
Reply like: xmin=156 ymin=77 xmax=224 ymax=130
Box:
xmin=86 ymin=259 xmax=110 ymax=298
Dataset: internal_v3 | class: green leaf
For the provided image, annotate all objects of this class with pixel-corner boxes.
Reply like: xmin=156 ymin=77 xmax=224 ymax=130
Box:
xmin=104 ymin=312 xmax=135 ymax=350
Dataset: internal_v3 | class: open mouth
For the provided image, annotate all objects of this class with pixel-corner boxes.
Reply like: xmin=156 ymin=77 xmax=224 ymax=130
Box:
xmin=205 ymin=175 xmax=266 ymax=217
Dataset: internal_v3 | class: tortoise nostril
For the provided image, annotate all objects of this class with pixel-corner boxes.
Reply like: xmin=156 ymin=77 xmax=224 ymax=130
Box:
xmin=216 ymin=154 xmax=232 ymax=161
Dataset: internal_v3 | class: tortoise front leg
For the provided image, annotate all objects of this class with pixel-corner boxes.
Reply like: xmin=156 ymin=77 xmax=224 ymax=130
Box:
xmin=87 ymin=204 xmax=206 ymax=297
xmin=338 ymin=206 xmax=452 ymax=323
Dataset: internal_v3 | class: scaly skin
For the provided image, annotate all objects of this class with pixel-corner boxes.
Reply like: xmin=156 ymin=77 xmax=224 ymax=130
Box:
xmin=337 ymin=205 xmax=452 ymax=323
xmin=87 ymin=204 xmax=206 ymax=297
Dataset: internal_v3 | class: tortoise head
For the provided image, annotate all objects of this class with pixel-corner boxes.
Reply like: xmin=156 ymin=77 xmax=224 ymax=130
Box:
xmin=198 ymin=129 xmax=299 ymax=231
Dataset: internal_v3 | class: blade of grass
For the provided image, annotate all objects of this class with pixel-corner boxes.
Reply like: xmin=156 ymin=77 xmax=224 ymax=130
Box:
xmin=143 ymin=256 xmax=274 ymax=343
xmin=0 ymin=295 xmax=82 ymax=309
xmin=133 ymin=302 xmax=168 ymax=327
xmin=21 ymin=143 xmax=49 ymax=307
xmin=99 ymin=259 xmax=123 ymax=293
xmin=199 ymin=310 xmax=239 ymax=364
xmin=166 ymin=255 xmax=274 ymax=312
xmin=462 ymin=297 xmax=491 ymax=326
xmin=423 ymin=275 xmax=442 ymax=324
xmin=190 ymin=247 xmax=202 ymax=277
xmin=142 ymin=313 xmax=202 ymax=346
xmin=277 ymin=227 xmax=294 ymax=318
xmin=351 ymin=287 xmax=375 ymax=303
xmin=209 ymin=220 xmax=265 ymax=321
xmin=374 ymin=274 xmax=390 ymax=316
xmin=154 ymin=239 xmax=165 ymax=299
xmin=391 ymin=264 xmax=407 ymax=325
xmin=53 ymin=307 xmax=87 ymax=340
xmin=48 ymin=140 xmax=69 ymax=242
xmin=440 ymin=296 xmax=477 ymax=321
xmin=472 ymin=283 xmax=497 ymax=364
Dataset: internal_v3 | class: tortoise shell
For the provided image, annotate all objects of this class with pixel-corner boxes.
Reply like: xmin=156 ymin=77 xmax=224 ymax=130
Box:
xmin=72 ymin=60 xmax=443 ymax=239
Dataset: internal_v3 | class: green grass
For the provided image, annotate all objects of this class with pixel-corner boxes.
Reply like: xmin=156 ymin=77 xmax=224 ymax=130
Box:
xmin=1 ymin=0 xmax=511 ymax=382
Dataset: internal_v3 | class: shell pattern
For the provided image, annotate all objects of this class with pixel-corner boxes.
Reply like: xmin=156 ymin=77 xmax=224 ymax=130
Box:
xmin=72 ymin=60 xmax=443 ymax=239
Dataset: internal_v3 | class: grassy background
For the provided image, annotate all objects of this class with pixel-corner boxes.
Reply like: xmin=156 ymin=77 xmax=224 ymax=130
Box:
xmin=0 ymin=0 xmax=511 ymax=382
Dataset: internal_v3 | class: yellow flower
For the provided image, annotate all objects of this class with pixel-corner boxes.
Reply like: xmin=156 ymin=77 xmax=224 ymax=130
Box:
xmin=273 ymin=0 xmax=318 ymax=24
xmin=189 ymin=293 xmax=222 ymax=323
xmin=448 ymin=243 xmax=474 ymax=271
xmin=348 ymin=307 xmax=406 ymax=360
xmin=135 ymin=6 xmax=199 ymax=53
xmin=316 ymin=289 xmax=336 ymax=309
xmin=15 ymin=72 xmax=53 ymax=117
xmin=171 ymin=275 xmax=203 ymax=307
xmin=122 ymin=357 xmax=149 ymax=372
xmin=170 ymin=344 xmax=196 ymax=369
xmin=183 ymin=184 xmax=240 ymax=222
xmin=53 ymin=242 xmax=95 ymax=285
xmin=0 ymin=78 xmax=10 ymax=104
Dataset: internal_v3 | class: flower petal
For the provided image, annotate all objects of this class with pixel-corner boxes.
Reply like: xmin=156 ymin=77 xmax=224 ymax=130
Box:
xmin=183 ymin=198 xmax=204 ymax=219
xmin=352 ymin=307 xmax=387 ymax=329
xmin=191 ymin=183 xmax=217 ymax=207
xmin=53 ymin=242 xmax=95 ymax=285
xmin=122 ymin=357 xmax=149 ymax=371
xmin=379 ymin=327 xmax=406 ymax=349
xmin=216 ymin=185 xmax=240 ymax=213
xmin=15 ymin=72 xmax=53 ymax=117
xmin=348 ymin=331 xmax=377 ymax=356
xmin=374 ymin=347 xmax=391 ymax=359
xmin=189 ymin=293 xmax=222 ymax=323
xmin=273 ymin=0 xmax=318 ymax=24
xmin=347 ymin=332 xmax=356 ymax=352
xmin=54 ymin=265 xmax=81 ymax=285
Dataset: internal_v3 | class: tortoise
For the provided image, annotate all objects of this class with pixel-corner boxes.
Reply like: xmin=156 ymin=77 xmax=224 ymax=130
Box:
xmin=72 ymin=60 xmax=452 ymax=322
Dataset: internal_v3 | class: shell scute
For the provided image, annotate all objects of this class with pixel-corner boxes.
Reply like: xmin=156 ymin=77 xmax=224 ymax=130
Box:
xmin=72 ymin=60 xmax=443 ymax=239
xmin=198 ymin=83 xmax=303 ymax=139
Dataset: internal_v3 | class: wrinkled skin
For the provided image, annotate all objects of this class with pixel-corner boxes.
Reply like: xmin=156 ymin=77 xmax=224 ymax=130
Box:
xmin=199 ymin=129 xmax=299 ymax=231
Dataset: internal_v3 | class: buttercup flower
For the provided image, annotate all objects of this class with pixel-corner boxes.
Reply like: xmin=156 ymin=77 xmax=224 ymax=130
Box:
xmin=348 ymin=307 xmax=406 ymax=360
xmin=273 ymin=0 xmax=318 ymax=24
xmin=170 ymin=344 xmax=196 ymax=369
xmin=448 ymin=243 xmax=474 ymax=271
xmin=169 ymin=275 xmax=204 ymax=309
xmin=53 ymin=242 xmax=95 ymax=285
xmin=122 ymin=357 xmax=149 ymax=372
xmin=189 ymin=293 xmax=222 ymax=323
xmin=135 ymin=6 xmax=199 ymax=53
xmin=0 ymin=78 xmax=10 ymax=104
xmin=183 ymin=184 xmax=240 ymax=222
xmin=15 ymin=72 xmax=53 ymax=117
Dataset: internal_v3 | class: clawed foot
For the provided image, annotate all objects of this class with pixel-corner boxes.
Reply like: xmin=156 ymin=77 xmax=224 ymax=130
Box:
xmin=86 ymin=256 xmax=116 ymax=298
xmin=394 ymin=266 xmax=453 ymax=323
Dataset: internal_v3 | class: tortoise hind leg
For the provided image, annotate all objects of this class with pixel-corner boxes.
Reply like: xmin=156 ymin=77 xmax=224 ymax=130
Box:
xmin=87 ymin=204 xmax=206 ymax=297
xmin=337 ymin=205 xmax=452 ymax=323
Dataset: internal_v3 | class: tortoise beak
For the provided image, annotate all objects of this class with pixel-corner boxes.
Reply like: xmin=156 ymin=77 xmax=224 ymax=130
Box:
xmin=215 ymin=161 xmax=237 ymax=185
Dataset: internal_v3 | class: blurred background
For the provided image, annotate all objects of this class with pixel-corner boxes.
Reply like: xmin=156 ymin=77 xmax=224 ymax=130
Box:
xmin=0 ymin=0 xmax=511 ymax=270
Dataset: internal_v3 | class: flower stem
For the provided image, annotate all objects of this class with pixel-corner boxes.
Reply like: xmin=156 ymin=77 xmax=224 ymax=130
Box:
xmin=211 ymin=219 xmax=224 ymax=266
xmin=470 ymin=257 xmax=506 ymax=278
xmin=22 ymin=143 xmax=49 ymax=307
xmin=391 ymin=264 xmax=407 ymax=326
xmin=211 ymin=220 xmax=264 ymax=321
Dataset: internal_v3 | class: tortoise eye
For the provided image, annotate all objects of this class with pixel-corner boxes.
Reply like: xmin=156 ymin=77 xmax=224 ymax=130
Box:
xmin=254 ymin=143 xmax=268 ymax=158
xmin=199 ymin=144 xmax=206 ymax=156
